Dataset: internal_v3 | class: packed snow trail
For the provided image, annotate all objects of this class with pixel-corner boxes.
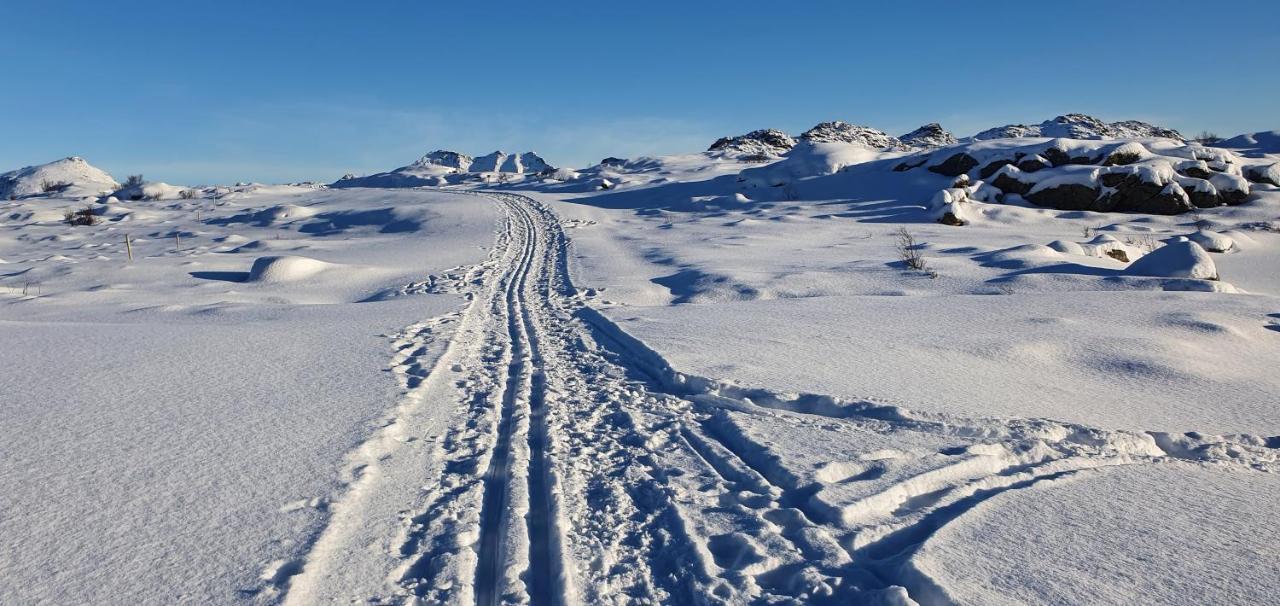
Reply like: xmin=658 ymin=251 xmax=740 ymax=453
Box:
xmin=275 ymin=192 xmax=1277 ymax=606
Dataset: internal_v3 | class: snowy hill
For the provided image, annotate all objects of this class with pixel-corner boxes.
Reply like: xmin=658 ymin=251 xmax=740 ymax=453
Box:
xmin=898 ymin=122 xmax=957 ymax=148
xmin=707 ymin=129 xmax=796 ymax=158
xmin=1218 ymin=130 xmax=1280 ymax=156
xmin=973 ymin=113 xmax=1184 ymax=141
xmin=799 ymin=121 xmax=903 ymax=149
xmin=0 ymin=156 xmax=118 ymax=199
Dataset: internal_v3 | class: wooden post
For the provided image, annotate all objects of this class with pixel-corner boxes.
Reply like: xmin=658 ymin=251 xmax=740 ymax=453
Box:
xmin=175 ymin=233 xmax=181 ymax=251
xmin=125 ymin=234 xmax=133 ymax=262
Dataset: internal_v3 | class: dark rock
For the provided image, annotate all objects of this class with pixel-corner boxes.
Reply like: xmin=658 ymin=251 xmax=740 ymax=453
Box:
xmin=1016 ymin=156 xmax=1048 ymax=172
xmin=1042 ymin=146 xmax=1097 ymax=167
xmin=1179 ymin=165 xmax=1213 ymax=179
xmin=978 ymin=159 xmax=1014 ymax=179
xmin=991 ymin=172 xmax=1032 ymax=196
xmin=600 ymin=157 xmax=627 ymax=167
xmin=1025 ymin=184 xmax=1100 ymax=211
xmin=928 ymin=153 xmax=978 ymax=177
xmin=938 ymin=211 xmax=965 ymax=226
xmin=1105 ymin=249 xmax=1130 ymax=262
xmin=1096 ymin=171 xmax=1193 ymax=214
xmin=893 ymin=157 xmax=929 ymax=172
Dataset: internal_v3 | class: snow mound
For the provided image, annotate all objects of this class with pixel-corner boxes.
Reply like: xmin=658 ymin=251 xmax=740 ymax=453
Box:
xmin=1124 ymin=240 xmax=1218 ymax=280
xmin=737 ymin=142 xmax=885 ymax=188
xmin=1185 ymin=230 xmax=1235 ymax=253
xmin=800 ymin=121 xmax=902 ymax=149
xmin=973 ymin=114 xmax=1184 ymax=141
xmin=898 ymin=123 xmax=957 ymax=148
xmin=0 ymin=157 xmax=119 ymax=198
xmin=247 ymin=256 xmax=335 ymax=283
xmin=708 ymin=129 xmax=797 ymax=157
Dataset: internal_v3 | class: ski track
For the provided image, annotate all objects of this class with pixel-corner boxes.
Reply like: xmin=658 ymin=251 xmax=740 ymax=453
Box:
xmin=272 ymin=191 xmax=1279 ymax=606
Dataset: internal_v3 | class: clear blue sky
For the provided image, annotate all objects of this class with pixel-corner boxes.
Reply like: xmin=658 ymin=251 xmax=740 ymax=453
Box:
xmin=4 ymin=0 xmax=1278 ymax=184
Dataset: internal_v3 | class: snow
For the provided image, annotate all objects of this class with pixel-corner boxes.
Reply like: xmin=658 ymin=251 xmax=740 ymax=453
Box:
xmin=4 ymin=119 xmax=1280 ymax=605
xmin=909 ymin=463 xmax=1280 ymax=606
xmin=0 ymin=156 xmax=118 ymax=198
xmin=1124 ymin=239 xmax=1218 ymax=280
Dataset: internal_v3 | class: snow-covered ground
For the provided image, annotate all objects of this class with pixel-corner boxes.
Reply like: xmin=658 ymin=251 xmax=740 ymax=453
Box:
xmin=3 ymin=122 xmax=1279 ymax=605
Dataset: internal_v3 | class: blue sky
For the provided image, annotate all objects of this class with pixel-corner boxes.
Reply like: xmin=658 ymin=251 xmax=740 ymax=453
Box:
xmin=4 ymin=0 xmax=1278 ymax=184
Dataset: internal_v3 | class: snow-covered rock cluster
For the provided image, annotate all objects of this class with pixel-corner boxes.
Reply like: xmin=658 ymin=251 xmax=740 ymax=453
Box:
xmin=709 ymin=121 xmax=959 ymax=160
xmin=707 ymin=129 xmax=797 ymax=158
xmin=899 ymin=122 xmax=958 ymax=148
xmin=973 ymin=113 xmax=1184 ymax=141
xmin=0 ymin=156 xmax=118 ymax=199
xmin=903 ymin=138 xmax=1271 ymax=216
xmin=799 ymin=121 xmax=903 ymax=149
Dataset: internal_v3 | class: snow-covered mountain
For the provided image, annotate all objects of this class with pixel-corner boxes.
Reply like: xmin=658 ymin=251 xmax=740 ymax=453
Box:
xmin=707 ymin=129 xmax=797 ymax=157
xmin=0 ymin=156 xmax=118 ymax=199
xmin=898 ymin=123 xmax=957 ymax=148
xmin=414 ymin=150 xmax=474 ymax=171
xmin=973 ymin=114 xmax=1184 ymax=141
xmin=333 ymin=150 xmax=555 ymax=188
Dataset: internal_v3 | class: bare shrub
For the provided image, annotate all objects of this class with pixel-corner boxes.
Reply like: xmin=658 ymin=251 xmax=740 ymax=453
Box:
xmin=63 ymin=205 xmax=99 ymax=226
xmin=124 ymin=174 xmax=144 ymax=187
xmin=1124 ymin=234 xmax=1159 ymax=253
xmin=893 ymin=226 xmax=929 ymax=272
xmin=41 ymin=180 xmax=72 ymax=193
xmin=178 ymin=189 xmax=197 ymax=200
xmin=1194 ymin=131 xmax=1222 ymax=145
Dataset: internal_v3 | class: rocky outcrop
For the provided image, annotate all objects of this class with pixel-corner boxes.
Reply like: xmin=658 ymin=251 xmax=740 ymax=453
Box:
xmin=414 ymin=150 xmax=473 ymax=171
xmin=708 ymin=129 xmax=796 ymax=156
xmin=973 ymin=114 xmax=1185 ymax=141
xmin=799 ymin=121 xmax=902 ymax=149
xmin=899 ymin=123 xmax=957 ymax=149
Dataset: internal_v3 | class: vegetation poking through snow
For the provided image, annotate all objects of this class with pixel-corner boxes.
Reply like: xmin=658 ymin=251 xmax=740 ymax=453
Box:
xmin=894 ymin=226 xmax=930 ymax=272
xmin=63 ymin=205 xmax=99 ymax=226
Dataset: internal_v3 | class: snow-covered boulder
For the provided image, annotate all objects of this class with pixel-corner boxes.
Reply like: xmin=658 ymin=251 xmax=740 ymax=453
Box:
xmin=708 ymin=129 xmax=796 ymax=157
xmin=1124 ymin=240 xmax=1218 ymax=280
xmin=799 ymin=121 xmax=902 ymax=149
xmin=1244 ymin=163 xmax=1280 ymax=186
xmin=899 ymin=123 xmax=957 ymax=148
xmin=0 ymin=156 xmax=118 ymax=199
